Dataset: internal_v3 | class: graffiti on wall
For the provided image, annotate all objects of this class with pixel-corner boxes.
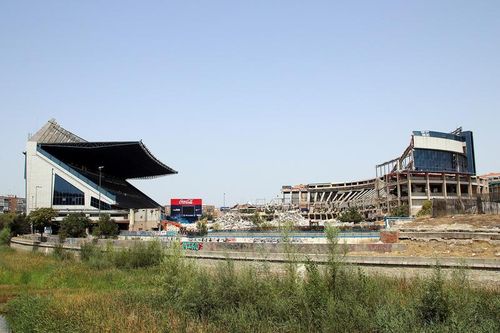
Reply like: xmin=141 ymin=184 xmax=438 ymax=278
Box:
xmin=181 ymin=241 xmax=203 ymax=251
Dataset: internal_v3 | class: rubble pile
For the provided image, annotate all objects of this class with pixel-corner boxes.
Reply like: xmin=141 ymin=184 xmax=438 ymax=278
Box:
xmin=214 ymin=212 xmax=254 ymax=230
xmin=214 ymin=210 xmax=310 ymax=230
xmin=271 ymin=211 xmax=309 ymax=227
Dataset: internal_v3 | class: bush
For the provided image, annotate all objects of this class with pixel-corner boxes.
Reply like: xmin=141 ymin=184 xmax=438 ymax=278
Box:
xmin=0 ymin=226 xmax=12 ymax=245
xmin=9 ymin=214 xmax=30 ymax=236
xmin=338 ymin=207 xmax=364 ymax=223
xmin=52 ymin=243 xmax=74 ymax=261
xmin=112 ymin=241 xmax=164 ymax=269
xmin=417 ymin=200 xmax=433 ymax=217
xmin=59 ymin=213 xmax=90 ymax=240
xmin=93 ymin=214 xmax=119 ymax=238
xmin=0 ymin=213 xmax=16 ymax=230
xmin=418 ymin=266 xmax=450 ymax=325
xmin=196 ymin=219 xmax=208 ymax=236
xmin=80 ymin=240 xmax=164 ymax=269
xmin=391 ymin=204 xmax=409 ymax=217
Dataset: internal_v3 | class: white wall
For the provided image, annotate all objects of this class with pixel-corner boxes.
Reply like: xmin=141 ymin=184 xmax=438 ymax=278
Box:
xmin=413 ymin=136 xmax=465 ymax=154
xmin=25 ymin=141 xmax=115 ymax=214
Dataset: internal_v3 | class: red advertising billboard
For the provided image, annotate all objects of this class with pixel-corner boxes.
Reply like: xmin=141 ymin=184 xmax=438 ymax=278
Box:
xmin=171 ymin=198 xmax=202 ymax=206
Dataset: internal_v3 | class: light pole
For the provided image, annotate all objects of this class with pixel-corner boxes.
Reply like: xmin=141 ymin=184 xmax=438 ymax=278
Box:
xmin=98 ymin=166 xmax=104 ymax=218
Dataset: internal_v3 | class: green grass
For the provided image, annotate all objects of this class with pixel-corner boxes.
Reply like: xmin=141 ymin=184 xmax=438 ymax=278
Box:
xmin=1 ymin=241 xmax=499 ymax=332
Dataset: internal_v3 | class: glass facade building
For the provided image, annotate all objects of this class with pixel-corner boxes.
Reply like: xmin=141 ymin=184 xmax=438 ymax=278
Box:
xmin=412 ymin=130 xmax=476 ymax=175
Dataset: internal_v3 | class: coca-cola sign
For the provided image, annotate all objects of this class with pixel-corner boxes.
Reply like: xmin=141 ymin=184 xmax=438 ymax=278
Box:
xmin=171 ymin=198 xmax=202 ymax=206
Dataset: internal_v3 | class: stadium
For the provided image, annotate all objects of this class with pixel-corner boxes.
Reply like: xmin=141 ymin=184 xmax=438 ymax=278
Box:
xmin=282 ymin=128 xmax=489 ymax=220
xmin=25 ymin=119 xmax=177 ymax=231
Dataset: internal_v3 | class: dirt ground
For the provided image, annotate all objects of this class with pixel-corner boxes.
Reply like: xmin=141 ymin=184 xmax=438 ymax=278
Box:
xmin=402 ymin=214 xmax=500 ymax=230
xmin=350 ymin=214 xmax=500 ymax=258
xmin=392 ymin=239 xmax=499 ymax=258
xmin=349 ymin=239 xmax=499 ymax=258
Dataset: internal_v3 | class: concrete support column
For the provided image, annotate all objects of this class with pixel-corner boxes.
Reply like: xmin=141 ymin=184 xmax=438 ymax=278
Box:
xmin=407 ymin=172 xmax=413 ymax=213
xmin=468 ymin=176 xmax=473 ymax=198
xmin=396 ymin=172 xmax=401 ymax=205
xmin=443 ymin=174 xmax=448 ymax=199
xmin=457 ymin=175 xmax=462 ymax=198
xmin=129 ymin=209 xmax=135 ymax=230
xmin=426 ymin=173 xmax=431 ymax=200
xmin=386 ymin=174 xmax=390 ymax=213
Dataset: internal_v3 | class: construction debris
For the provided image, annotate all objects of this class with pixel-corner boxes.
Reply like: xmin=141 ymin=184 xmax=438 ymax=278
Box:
xmin=213 ymin=210 xmax=310 ymax=230
xmin=213 ymin=212 xmax=254 ymax=230
xmin=270 ymin=211 xmax=309 ymax=227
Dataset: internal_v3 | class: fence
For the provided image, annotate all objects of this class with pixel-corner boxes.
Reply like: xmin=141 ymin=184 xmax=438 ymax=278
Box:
xmin=432 ymin=194 xmax=500 ymax=217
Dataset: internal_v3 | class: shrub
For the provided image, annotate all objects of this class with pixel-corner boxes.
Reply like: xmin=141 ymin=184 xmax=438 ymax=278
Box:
xmin=338 ymin=207 xmax=364 ymax=223
xmin=52 ymin=243 xmax=74 ymax=261
xmin=391 ymin=204 xmax=409 ymax=217
xmin=418 ymin=266 xmax=450 ymax=325
xmin=417 ymin=200 xmax=433 ymax=217
xmin=196 ymin=219 xmax=208 ymax=236
xmin=250 ymin=212 xmax=262 ymax=226
xmin=80 ymin=240 xmax=164 ymax=269
xmin=9 ymin=214 xmax=30 ymax=236
xmin=93 ymin=214 xmax=119 ymax=238
xmin=112 ymin=241 xmax=164 ymax=269
xmin=0 ymin=213 xmax=16 ymax=230
xmin=59 ymin=213 xmax=90 ymax=240
xmin=0 ymin=226 xmax=12 ymax=245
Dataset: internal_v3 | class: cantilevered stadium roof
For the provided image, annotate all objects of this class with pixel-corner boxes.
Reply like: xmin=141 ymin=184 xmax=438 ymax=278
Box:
xmin=40 ymin=142 xmax=177 ymax=179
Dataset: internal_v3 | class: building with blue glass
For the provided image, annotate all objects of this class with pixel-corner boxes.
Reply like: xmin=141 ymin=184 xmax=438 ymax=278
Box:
xmin=282 ymin=128 xmax=489 ymax=218
xmin=25 ymin=119 xmax=177 ymax=230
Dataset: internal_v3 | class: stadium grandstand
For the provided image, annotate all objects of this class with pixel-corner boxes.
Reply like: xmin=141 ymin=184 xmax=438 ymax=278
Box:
xmin=25 ymin=119 xmax=177 ymax=230
xmin=282 ymin=128 xmax=489 ymax=219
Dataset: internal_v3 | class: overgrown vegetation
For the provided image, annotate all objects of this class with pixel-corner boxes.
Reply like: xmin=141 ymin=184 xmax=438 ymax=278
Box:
xmin=0 ymin=226 xmax=11 ymax=245
xmin=0 ymin=213 xmax=30 ymax=237
xmin=1 ymin=230 xmax=499 ymax=332
xmin=417 ymin=200 xmax=433 ymax=217
xmin=79 ymin=240 xmax=163 ymax=269
xmin=0 ymin=212 xmax=31 ymax=245
xmin=391 ymin=203 xmax=410 ymax=217
xmin=92 ymin=214 xmax=119 ymax=238
xmin=196 ymin=218 xmax=208 ymax=236
xmin=59 ymin=213 xmax=90 ymax=240
xmin=338 ymin=207 xmax=364 ymax=223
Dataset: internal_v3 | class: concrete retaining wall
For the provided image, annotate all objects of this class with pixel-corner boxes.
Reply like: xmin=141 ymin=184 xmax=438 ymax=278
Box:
xmin=9 ymin=237 xmax=500 ymax=270
xmin=11 ymin=236 xmax=405 ymax=255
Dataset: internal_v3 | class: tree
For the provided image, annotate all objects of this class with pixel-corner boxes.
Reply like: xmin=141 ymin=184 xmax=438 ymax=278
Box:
xmin=9 ymin=214 xmax=30 ymax=236
xmin=338 ymin=207 xmax=364 ymax=223
xmin=0 ymin=213 xmax=16 ymax=230
xmin=59 ymin=213 xmax=90 ymax=240
xmin=27 ymin=208 xmax=58 ymax=238
xmin=93 ymin=214 xmax=119 ymax=238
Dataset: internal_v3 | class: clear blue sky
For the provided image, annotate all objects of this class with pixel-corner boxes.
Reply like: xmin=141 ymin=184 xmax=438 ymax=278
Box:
xmin=1 ymin=1 xmax=499 ymax=206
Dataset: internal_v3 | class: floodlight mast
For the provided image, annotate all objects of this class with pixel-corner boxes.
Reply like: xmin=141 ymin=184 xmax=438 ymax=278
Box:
xmin=98 ymin=166 xmax=104 ymax=217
